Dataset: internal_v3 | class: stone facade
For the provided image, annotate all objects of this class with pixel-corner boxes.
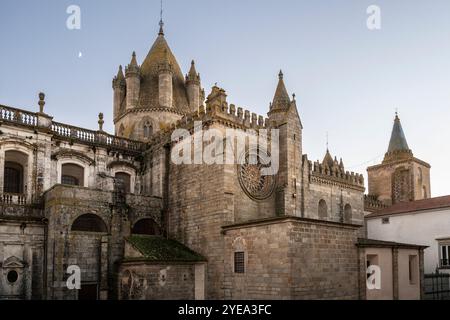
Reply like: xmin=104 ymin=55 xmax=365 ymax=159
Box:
xmin=0 ymin=22 xmax=423 ymax=300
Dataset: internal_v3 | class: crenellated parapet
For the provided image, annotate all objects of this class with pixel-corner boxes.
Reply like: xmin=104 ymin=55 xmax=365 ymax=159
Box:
xmin=308 ymin=157 xmax=365 ymax=191
xmin=204 ymin=85 xmax=271 ymax=130
xmin=364 ymin=194 xmax=388 ymax=213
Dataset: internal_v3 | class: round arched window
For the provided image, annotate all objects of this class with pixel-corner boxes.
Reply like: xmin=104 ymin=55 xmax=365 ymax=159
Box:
xmin=7 ymin=270 xmax=18 ymax=283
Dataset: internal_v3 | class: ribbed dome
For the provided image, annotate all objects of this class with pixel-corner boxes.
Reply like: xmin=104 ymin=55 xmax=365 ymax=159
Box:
xmin=138 ymin=33 xmax=189 ymax=112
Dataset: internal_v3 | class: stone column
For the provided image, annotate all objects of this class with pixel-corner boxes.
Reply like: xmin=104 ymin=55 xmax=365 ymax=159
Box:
xmin=392 ymin=247 xmax=399 ymax=300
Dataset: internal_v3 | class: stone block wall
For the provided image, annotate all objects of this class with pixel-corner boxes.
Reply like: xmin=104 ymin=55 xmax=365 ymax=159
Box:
xmin=118 ymin=263 xmax=195 ymax=300
xmin=223 ymin=217 xmax=361 ymax=300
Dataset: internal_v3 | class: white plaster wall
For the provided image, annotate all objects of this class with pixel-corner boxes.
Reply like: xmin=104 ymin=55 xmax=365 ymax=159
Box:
xmin=367 ymin=208 xmax=450 ymax=274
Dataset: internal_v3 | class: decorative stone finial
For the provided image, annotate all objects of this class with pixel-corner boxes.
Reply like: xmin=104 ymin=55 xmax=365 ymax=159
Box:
xmin=98 ymin=113 xmax=104 ymax=131
xmin=38 ymin=92 xmax=46 ymax=113
xmin=278 ymin=70 xmax=284 ymax=80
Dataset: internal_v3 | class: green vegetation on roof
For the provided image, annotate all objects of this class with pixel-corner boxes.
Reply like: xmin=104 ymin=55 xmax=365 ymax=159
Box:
xmin=126 ymin=235 xmax=206 ymax=262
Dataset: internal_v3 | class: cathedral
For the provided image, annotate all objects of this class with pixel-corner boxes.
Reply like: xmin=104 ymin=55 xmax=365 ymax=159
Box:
xmin=0 ymin=22 xmax=426 ymax=300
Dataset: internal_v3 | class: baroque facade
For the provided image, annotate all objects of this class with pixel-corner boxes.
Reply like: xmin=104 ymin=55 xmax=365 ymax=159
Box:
xmin=0 ymin=23 xmax=424 ymax=300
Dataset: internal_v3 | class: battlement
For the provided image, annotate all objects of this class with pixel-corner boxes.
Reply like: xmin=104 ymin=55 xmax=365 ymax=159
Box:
xmin=364 ymin=195 xmax=388 ymax=213
xmin=309 ymin=159 xmax=365 ymax=189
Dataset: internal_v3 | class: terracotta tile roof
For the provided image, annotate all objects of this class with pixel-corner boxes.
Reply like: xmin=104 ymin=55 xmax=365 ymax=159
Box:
xmin=366 ymin=195 xmax=450 ymax=218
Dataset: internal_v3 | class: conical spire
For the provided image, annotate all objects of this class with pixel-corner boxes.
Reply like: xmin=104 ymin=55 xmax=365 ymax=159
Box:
xmin=130 ymin=51 xmax=138 ymax=67
xmin=113 ymin=65 xmax=125 ymax=88
xmin=138 ymin=21 xmax=189 ymax=112
xmin=126 ymin=52 xmax=140 ymax=76
xmin=322 ymin=149 xmax=334 ymax=168
xmin=186 ymin=60 xmax=200 ymax=82
xmin=383 ymin=113 xmax=413 ymax=163
xmin=116 ymin=65 xmax=124 ymax=80
xmin=387 ymin=113 xmax=410 ymax=153
xmin=271 ymin=70 xmax=291 ymax=110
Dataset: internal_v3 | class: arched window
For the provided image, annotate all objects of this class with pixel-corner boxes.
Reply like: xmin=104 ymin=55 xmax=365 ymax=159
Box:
xmin=4 ymin=162 xmax=23 ymax=194
xmin=61 ymin=163 xmax=84 ymax=186
xmin=344 ymin=204 xmax=352 ymax=223
xmin=318 ymin=200 xmax=328 ymax=219
xmin=143 ymin=121 xmax=153 ymax=139
xmin=132 ymin=218 xmax=161 ymax=236
xmin=71 ymin=214 xmax=107 ymax=233
xmin=115 ymin=172 xmax=131 ymax=194
xmin=4 ymin=150 xmax=28 ymax=194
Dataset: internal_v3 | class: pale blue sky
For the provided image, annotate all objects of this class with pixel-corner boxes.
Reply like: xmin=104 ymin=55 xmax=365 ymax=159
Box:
xmin=1 ymin=0 xmax=450 ymax=196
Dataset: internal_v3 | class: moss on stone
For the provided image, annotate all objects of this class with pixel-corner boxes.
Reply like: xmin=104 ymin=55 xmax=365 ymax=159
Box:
xmin=127 ymin=235 xmax=206 ymax=262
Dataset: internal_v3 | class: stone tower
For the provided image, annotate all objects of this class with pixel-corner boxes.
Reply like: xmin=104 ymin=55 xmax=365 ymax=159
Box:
xmin=113 ymin=22 xmax=204 ymax=141
xmin=367 ymin=113 xmax=431 ymax=205
xmin=268 ymin=71 xmax=303 ymax=216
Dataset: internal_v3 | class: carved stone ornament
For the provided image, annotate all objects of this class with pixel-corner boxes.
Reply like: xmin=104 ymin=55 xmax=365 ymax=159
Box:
xmin=238 ymin=149 xmax=276 ymax=200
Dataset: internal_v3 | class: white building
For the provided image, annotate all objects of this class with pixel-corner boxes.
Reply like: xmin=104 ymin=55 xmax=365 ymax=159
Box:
xmin=366 ymin=195 xmax=450 ymax=274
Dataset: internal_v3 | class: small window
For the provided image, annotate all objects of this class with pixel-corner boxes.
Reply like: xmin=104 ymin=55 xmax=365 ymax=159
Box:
xmin=61 ymin=164 xmax=84 ymax=187
xmin=143 ymin=122 xmax=153 ymax=139
xmin=7 ymin=270 xmax=18 ymax=283
xmin=234 ymin=252 xmax=245 ymax=274
xmin=440 ymin=245 xmax=450 ymax=268
xmin=409 ymin=255 xmax=418 ymax=285
xmin=382 ymin=217 xmax=390 ymax=224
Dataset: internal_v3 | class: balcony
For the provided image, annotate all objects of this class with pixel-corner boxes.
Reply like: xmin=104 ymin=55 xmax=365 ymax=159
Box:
xmin=1 ymin=193 xmax=27 ymax=205
xmin=0 ymin=193 xmax=42 ymax=218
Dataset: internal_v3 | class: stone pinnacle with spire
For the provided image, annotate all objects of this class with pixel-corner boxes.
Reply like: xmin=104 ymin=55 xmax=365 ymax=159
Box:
xmin=270 ymin=70 xmax=291 ymax=111
xmin=126 ymin=52 xmax=140 ymax=77
xmin=186 ymin=60 xmax=200 ymax=83
xmin=383 ymin=112 xmax=413 ymax=163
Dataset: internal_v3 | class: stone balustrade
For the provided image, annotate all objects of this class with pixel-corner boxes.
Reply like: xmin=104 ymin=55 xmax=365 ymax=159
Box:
xmin=0 ymin=104 xmax=144 ymax=153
